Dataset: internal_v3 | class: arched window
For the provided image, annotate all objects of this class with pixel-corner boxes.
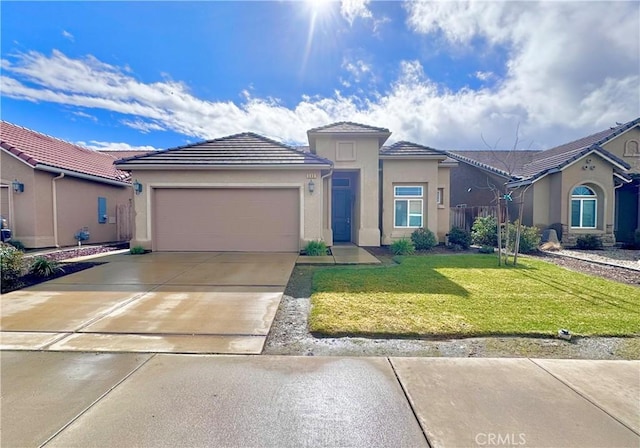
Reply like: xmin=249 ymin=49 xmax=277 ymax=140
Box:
xmin=624 ymin=140 xmax=639 ymax=157
xmin=571 ymin=185 xmax=596 ymax=228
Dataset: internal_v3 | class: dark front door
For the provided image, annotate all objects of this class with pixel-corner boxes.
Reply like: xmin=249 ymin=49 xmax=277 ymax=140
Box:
xmin=332 ymin=188 xmax=352 ymax=242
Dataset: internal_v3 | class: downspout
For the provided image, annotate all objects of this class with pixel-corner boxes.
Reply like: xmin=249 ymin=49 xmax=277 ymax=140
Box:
xmin=52 ymin=173 xmax=64 ymax=247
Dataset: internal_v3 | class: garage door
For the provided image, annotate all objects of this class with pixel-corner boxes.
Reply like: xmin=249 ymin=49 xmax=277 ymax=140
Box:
xmin=153 ymin=188 xmax=299 ymax=252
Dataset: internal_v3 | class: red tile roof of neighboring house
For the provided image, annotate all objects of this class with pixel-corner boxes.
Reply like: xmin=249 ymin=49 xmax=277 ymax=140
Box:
xmin=115 ymin=132 xmax=333 ymax=168
xmin=99 ymin=150 xmax=154 ymax=160
xmin=0 ymin=121 xmax=130 ymax=184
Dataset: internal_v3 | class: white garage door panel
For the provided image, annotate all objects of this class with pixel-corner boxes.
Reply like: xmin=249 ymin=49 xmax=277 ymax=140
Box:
xmin=154 ymin=188 xmax=299 ymax=252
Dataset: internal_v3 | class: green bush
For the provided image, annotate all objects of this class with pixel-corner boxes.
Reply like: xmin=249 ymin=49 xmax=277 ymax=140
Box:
xmin=29 ymin=256 xmax=64 ymax=278
xmin=390 ymin=238 xmax=415 ymax=255
xmin=471 ymin=215 xmax=498 ymax=247
xmin=1 ymin=243 xmax=24 ymax=285
xmin=448 ymin=226 xmax=471 ymax=250
xmin=478 ymin=245 xmax=494 ymax=254
xmin=130 ymin=246 xmax=146 ymax=255
xmin=410 ymin=228 xmax=437 ymax=250
xmin=507 ymin=222 xmax=541 ymax=254
xmin=8 ymin=240 xmax=25 ymax=250
xmin=304 ymin=240 xmax=328 ymax=256
xmin=576 ymin=234 xmax=603 ymax=250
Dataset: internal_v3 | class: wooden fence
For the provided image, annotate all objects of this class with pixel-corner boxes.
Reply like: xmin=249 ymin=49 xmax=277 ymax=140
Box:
xmin=116 ymin=203 xmax=133 ymax=242
xmin=450 ymin=205 xmax=499 ymax=231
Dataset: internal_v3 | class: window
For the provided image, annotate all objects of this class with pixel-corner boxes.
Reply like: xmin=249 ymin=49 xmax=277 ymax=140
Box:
xmin=436 ymin=188 xmax=444 ymax=205
xmin=98 ymin=197 xmax=107 ymax=224
xmin=394 ymin=186 xmax=423 ymax=228
xmin=571 ymin=185 xmax=596 ymax=228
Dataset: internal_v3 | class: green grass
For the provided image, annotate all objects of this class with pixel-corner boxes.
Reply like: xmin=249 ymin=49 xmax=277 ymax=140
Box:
xmin=309 ymin=255 xmax=640 ymax=338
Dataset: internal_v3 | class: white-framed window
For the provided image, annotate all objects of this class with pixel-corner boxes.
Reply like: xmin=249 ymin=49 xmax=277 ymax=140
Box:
xmin=436 ymin=187 xmax=444 ymax=205
xmin=394 ymin=186 xmax=423 ymax=228
xmin=571 ymin=185 xmax=597 ymax=228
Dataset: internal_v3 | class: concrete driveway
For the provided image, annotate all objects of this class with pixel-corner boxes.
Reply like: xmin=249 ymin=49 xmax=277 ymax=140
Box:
xmin=0 ymin=252 xmax=297 ymax=354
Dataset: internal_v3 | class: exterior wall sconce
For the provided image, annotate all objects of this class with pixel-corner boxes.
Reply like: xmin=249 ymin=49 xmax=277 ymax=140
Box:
xmin=12 ymin=179 xmax=24 ymax=193
xmin=133 ymin=180 xmax=143 ymax=195
xmin=308 ymin=179 xmax=315 ymax=194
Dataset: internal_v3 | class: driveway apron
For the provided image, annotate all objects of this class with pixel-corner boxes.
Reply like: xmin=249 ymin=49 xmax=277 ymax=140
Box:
xmin=0 ymin=252 xmax=297 ymax=354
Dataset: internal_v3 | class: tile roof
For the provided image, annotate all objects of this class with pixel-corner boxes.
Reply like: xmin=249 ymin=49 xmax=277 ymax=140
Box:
xmin=116 ymin=132 xmax=332 ymax=168
xmin=99 ymin=150 xmax=155 ymax=160
xmin=447 ymin=150 xmax=541 ymax=178
xmin=0 ymin=121 xmax=130 ymax=183
xmin=307 ymin=121 xmax=391 ymax=134
xmin=380 ymin=141 xmax=447 ymax=157
xmin=449 ymin=117 xmax=639 ymax=184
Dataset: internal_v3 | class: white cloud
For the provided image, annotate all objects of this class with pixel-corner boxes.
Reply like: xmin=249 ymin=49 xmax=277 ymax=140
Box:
xmin=71 ymin=110 xmax=97 ymax=121
xmin=404 ymin=1 xmax=640 ymax=142
xmin=475 ymin=71 xmax=494 ymax=82
xmin=79 ymin=140 xmax=160 ymax=152
xmin=121 ymin=118 xmax=165 ymax=133
xmin=342 ymin=58 xmax=372 ymax=84
xmin=62 ymin=30 xmax=74 ymax=42
xmin=340 ymin=0 xmax=372 ymax=25
xmin=2 ymin=0 xmax=639 ymax=155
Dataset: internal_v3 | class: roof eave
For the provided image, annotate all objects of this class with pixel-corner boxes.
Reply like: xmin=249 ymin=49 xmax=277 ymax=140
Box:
xmin=35 ymin=164 xmax=131 ymax=187
xmin=380 ymin=154 xmax=448 ymax=160
xmin=115 ymin=163 xmax=332 ymax=171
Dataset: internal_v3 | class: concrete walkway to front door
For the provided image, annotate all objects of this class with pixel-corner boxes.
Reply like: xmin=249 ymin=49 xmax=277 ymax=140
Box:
xmin=0 ymin=252 xmax=297 ymax=354
xmin=297 ymin=244 xmax=381 ymax=265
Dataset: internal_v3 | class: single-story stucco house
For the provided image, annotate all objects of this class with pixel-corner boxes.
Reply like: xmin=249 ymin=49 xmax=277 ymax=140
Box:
xmin=448 ymin=117 xmax=640 ymax=246
xmin=0 ymin=121 xmax=137 ymax=248
xmin=115 ymin=122 xmax=458 ymax=252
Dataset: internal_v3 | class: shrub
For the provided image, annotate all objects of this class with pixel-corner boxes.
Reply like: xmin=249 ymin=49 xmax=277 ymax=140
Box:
xmin=8 ymin=240 xmax=25 ymax=250
xmin=29 ymin=256 xmax=64 ymax=278
xmin=449 ymin=243 xmax=464 ymax=252
xmin=0 ymin=243 xmax=24 ymax=285
xmin=478 ymin=245 xmax=494 ymax=254
xmin=471 ymin=215 xmax=498 ymax=247
xmin=390 ymin=238 xmax=415 ymax=255
xmin=410 ymin=228 xmax=437 ymax=250
xmin=507 ymin=222 xmax=541 ymax=254
xmin=576 ymin=234 xmax=603 ymax=250
xmin=448 ymin=226 xmax=471 ymax=250
xmin=304 ymin=240 xmax=328 ymax=256
xmin=130 ymin=246 xmax=146 ymax=255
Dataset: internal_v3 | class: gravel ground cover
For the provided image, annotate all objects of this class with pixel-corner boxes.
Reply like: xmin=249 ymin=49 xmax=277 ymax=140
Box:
xmin=264 ymin=248 xmax=639 ymax=359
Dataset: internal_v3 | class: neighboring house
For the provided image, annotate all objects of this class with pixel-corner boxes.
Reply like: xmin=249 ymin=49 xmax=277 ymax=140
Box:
xmin=0 ymin=121 xmax=134 ymax=248
xmin=448 ymin=118 xmax=640 ymax=245
xmin=115 ymin=122 xmax=457 ymax=252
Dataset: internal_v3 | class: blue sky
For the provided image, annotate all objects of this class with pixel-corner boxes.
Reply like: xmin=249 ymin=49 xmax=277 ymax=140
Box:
xmin=1 ymin=1 xmax=638 ymax=152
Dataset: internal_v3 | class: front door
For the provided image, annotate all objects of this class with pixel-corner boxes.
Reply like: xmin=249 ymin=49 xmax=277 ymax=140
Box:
xmin=332 ymin=188 xmax=352 ymax=242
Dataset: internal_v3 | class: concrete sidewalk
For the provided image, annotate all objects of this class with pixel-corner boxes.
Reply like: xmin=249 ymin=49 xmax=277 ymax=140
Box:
xmin=2 ymin=353 xmax=638 ymax=447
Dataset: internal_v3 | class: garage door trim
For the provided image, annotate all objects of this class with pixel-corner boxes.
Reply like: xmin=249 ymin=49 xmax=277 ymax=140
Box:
xmin=149 ymin=183 xmax=304 ymax=251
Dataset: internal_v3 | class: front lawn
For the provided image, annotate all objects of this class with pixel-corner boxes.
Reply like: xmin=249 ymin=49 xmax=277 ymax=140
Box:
xmin=309 ymin=255 xmax=640 ymax=338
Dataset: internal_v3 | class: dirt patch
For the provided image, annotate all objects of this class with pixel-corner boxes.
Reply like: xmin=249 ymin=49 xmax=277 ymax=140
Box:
xmin=264 ymin=249 xmax=640 ymax=359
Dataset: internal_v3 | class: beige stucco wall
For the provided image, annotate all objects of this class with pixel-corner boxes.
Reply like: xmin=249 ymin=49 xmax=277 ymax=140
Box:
xmin=1 ymin=152 xmax=38 ymax=246
xmin=436 ymin=166 xmax=451 ymax=241
xmin=128 ymin=168 xmax=324 ymax=251
xmin=314 ymin=137 xmax=380 ymax=246
xmin=1 ymin=150 xmax=131 ymax=248
xmin=602 ymin=127 xmax=640 ymax=174
xmin=560 ymin=153 xmax=615 ymax=241
xmin=55 ymin=176 xmax=132 ymax=247
xmin=381 ymin=159 xmax=445 ymax=244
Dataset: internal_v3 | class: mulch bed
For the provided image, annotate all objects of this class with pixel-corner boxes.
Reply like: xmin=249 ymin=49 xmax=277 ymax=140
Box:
xmin=1 ymin=262 xmax=105 ymax=294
